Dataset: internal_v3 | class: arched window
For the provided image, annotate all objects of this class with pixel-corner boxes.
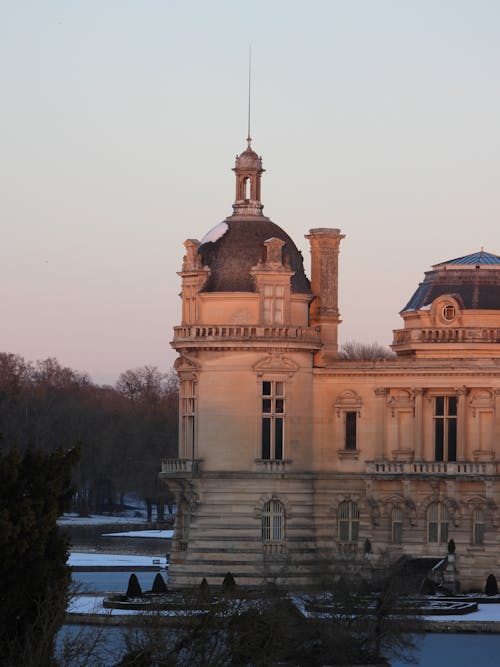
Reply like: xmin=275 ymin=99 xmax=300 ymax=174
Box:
xmin=391 ymin=505 xmax=403 ymax=544
xmin=427 ymin=502 xmax=448 ymax=544
xmin=338 ymin=500 xmax=359 ymax=543
xmin=473 ymin=509 xmax=485 ymax=545
xmin=262 ymin=499 xmax=285 ymax=544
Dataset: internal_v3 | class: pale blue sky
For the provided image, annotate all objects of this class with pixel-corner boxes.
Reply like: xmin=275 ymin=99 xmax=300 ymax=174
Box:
xmin=1 ymin=1 xmax=499 ymax=383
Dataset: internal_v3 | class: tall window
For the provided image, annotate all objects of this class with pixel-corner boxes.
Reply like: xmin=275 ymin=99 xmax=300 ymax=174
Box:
xmin=181 ymin=379 xmax=196 ymax=458
xmin=434 ymin=396 xmax=457 ymax=461
xmin=473 ymin=509 xmax=485 ymax=546
xmin=338 ymin=500 xmax=359 ymax=543
xmin=391 ymin=506 xmax=403 ymax=544
xmin=345 ymin=411 xmax=357 ymax=450
xmin=261 ymin=381 xmax=285 ymax=460
xmin=262 ymin=499 xmax=285 ymax=544
xmin=427 ymin=502 xmax=448 ymax=544
xmin=263 ymin=285 xmax=285 ymax=325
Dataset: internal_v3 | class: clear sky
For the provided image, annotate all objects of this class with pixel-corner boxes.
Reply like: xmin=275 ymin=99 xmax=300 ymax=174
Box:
xmin=1 ymin=1 xmax=499 ymax=384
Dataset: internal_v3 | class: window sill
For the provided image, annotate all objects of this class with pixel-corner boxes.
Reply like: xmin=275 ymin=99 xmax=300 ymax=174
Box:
xmin=337 ymin=449 xmax=359 ymax=461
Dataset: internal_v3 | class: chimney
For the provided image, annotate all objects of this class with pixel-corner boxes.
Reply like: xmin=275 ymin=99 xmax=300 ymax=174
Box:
xmin=305 ymin=228 xmax=345 ymax=364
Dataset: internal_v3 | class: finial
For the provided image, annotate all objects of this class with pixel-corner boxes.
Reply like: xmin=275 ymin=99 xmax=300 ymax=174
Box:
xmin=247 ymin=43 xmax=252 ymax=148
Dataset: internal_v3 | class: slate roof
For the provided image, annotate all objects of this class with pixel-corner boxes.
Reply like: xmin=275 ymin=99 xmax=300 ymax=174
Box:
xmin=402 ymin=252 xmax=500 ymax=312
xmin=198 ymin=216 xmax=311 ymax=294
xmin=434 ymin=250 xmax=500 ymax=267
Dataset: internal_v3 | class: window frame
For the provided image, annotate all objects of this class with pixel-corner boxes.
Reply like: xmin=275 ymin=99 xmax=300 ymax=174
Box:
xmin=262 ymin=498 xmax=285 ymax=545
xmin=338 ymin=500 xmax=360 ymax=543
xmin=180 ymin=378 xmax=196 ymax=459
xmin=427 ymin=502 xmax=449 ymax=544
xmin=473 ymin=508 xmax=485 ymax=546
xmin=391 ymin=505 xmax=403 ymax=545
xmin=261 ymin=380 xmax=285 ymax=460
xmin=433 ymin=396 xmax=457 ymax=462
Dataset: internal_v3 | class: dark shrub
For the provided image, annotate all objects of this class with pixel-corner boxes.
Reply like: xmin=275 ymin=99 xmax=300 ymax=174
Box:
xmin=199 ymin=577 xmax=210 ymax=600
xmin=447 ymin=539 xmax=456 ymax=554
xmin=126 ymin=573 xmax=142 ymax=598
xmin=222 ymin=571 xmax=236 ymax=594
xmin=485 ymin=574 xmax=498 ymax=596
xmin=152 ymin=573 xmax=167 ymax=594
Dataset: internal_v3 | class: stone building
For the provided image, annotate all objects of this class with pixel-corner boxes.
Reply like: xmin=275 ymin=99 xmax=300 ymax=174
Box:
xmin=160 ymin=138 xmax=500 ymax=590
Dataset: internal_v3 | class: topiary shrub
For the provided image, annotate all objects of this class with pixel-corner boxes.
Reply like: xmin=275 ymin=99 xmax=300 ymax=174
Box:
xmin=126 ymin=573 xmax=142 ymax=598
xmin=447 ymin=539 xmax=456 ymax=554
xmin=199 ymin=577 xmax=210 ymax=601
xmin=364 ymin=538 xmax=372 ymax=555
xmin=222 ymin=571 xmax=237 ymax=594
xmin=485 ymin=574 xmax=498 ymax=596
xmin=152 ymin=573 xmax=168 ymax=594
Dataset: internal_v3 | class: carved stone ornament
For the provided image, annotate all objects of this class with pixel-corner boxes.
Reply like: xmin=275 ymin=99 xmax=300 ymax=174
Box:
xmin=174 ymin=354 xmax=200 ymax=380
xmin=365 ymin=496 xmax=380 ymax=527
xmin=253 ymin=353 xmax=299 ymax=378
xmin=335 ymin=390 xmax=362 ymax=417
xmin=469 ymin=390 xmax=493 ymax=417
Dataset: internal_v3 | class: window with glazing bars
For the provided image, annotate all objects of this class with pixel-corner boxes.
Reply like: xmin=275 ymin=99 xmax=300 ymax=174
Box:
xmin=181 ymin=379 xmax=196 ymax=458
xmin=338 ymin=500 xmax=359 ymax=542
xmin=261 ymin=381 xmax=285 ymax=460
xmin=428 ymin=502 xmax=448 ymax=543
xmin=263 ymin=285 xmax=285 ymax=325
xmin=391 ymin=506 xmax=403 ymax=544
xmin=473 ymin=509 xmax=485 ymax=545
xmin=262 ymin=499 xmax=285 ymax=543
xmin=434 ymin=396 xmax=457 ymax=461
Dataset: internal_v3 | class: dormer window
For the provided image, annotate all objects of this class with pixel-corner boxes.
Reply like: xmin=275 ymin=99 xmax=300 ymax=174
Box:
xmin=263 ymin=285 xmax=285 ymax=325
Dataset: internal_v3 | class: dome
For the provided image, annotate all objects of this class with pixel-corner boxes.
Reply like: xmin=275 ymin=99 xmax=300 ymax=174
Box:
xmin=235 ymin=145 xmax=262 ymax=170
xmin=402 ymin=250 xmax=500 ymax=312
xmin=198 ymin=217 xmax=311 ymax=294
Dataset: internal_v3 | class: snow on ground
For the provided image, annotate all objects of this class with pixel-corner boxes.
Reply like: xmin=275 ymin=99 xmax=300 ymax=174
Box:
xmin=101 ymin=530 xmax=173 ymax=539
xmin=58 ymin=514 xmax=148 ymax=526
xmin=69 ymin=553 xmax=167 ymax=568
xmin=424 ymin=605 xmax=500 ymax=622
xmin=67 ymin=596 xmax=500 ymax=621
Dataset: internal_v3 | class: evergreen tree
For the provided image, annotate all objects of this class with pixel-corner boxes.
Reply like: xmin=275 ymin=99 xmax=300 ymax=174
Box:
xmin=0 ymin=444 xmax=79 ymax=666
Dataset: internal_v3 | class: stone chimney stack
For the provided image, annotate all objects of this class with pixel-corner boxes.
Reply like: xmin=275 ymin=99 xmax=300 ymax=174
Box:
xmin=305 ymin=228 xmax=345 ymax=365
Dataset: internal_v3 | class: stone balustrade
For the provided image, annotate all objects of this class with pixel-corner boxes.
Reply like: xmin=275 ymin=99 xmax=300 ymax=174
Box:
xmin=393 ymin=327 xmax=500 ymax=345
xmin=254 ymin=459 xmax=292 ymax=473
xmin=173 ymin=324 xmax=321 ymax=345
xmin=160 ymin=458 xmax=199 ymax=475
xmin=366 ymin=460 xmax=497 ymax=475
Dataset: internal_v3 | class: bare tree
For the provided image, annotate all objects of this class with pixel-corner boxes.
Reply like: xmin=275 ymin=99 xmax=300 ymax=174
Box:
xmin=338 ymin=340 xmax=396 ymax=361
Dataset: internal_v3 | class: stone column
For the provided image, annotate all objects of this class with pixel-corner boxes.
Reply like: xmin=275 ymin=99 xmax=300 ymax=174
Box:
xmin=374 ymin=387 xmax=388 ymax=460
xmin=413 ymin=388 xmax=424 ymax=461
xmin=305 ymin=228 xmax=345 ymax=365
xmin=456 ymin=386 xmax=468 ymax=460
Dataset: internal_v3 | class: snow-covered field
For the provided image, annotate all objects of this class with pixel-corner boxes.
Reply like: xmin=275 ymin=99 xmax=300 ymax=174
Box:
xmin=67 ymin=594 xmax=500 ymax=622
xmin=59 ymin=513 xmax=167 ymax=526
xmin=101 ymin=529 xmax=173 ymax=539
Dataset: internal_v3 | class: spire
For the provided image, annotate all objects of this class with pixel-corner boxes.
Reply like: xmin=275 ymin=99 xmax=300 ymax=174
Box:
xmin=231 ymin=45 xmax=265 ymax=217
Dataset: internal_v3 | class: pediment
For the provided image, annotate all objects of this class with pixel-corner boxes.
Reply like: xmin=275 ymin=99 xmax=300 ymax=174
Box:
xmin=253 ymin=353 xmax=299 ymax=377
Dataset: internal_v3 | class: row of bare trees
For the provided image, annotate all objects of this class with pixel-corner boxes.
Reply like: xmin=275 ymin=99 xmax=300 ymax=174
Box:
xmin=0 ymin=353 xmax=178 ymax=520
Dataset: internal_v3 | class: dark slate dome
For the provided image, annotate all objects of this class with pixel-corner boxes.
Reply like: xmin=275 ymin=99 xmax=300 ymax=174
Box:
xmin=402 ymin=250 xmax=500 ymax=312
xmin=198 ymin=217 xmax=311 ymax=294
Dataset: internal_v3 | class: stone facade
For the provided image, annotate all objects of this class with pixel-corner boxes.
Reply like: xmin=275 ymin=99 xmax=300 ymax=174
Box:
xmin=160 ymin=139 xmax=500 ymax=590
